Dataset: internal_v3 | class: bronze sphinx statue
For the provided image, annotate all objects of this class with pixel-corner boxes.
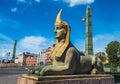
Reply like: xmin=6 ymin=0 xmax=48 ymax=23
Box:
xmin=28 ymin=9 xmax=104 ymax=76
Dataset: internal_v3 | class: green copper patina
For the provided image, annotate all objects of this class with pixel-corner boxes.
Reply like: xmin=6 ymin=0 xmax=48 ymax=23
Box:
xmin=85 ymin=5 xmax=93 ymax=56
xmin=28 ymin=9 xmax=104 ymax=76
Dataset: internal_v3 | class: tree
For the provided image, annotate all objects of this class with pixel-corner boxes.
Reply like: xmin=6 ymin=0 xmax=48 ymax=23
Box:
xmin=106 ymin=41 xmax=120 ymax=63
xmin=106 ymin=41 xmax=120 ymax=72
xmin=39 ymin=61 xmax=44 ymax=65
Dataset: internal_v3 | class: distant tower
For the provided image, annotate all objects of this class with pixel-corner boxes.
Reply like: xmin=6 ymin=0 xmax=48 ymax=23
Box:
xmin=85 ymin=5 xmax=93 ymax=56
xmin=12 ymin=40 xmax=17 ymax=62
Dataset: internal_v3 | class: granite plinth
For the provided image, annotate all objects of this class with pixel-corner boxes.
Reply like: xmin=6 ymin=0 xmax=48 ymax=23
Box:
xmin=18 ymin=74 xmax=114 ymax=84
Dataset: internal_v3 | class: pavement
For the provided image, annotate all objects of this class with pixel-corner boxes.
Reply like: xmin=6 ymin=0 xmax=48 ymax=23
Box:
xmin=0 ymin=67 xmax=28 ymax=84
xmin=0 ymin=75 xmax=19 ymax=84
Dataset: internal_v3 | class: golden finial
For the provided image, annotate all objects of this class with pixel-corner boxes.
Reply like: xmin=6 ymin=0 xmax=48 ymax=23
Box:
xmin=56 ymin=9 xmax=62 ymax=23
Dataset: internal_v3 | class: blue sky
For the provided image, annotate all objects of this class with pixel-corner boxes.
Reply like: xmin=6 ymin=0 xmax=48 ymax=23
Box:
xmin=0 ymin=0 xmax=120 ymax=59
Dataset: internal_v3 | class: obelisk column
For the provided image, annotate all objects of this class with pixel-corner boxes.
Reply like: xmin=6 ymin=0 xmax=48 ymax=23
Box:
xmin=12 ymin=40 xmax=17 ymax=62
xmin=85 ymin=5 xmax=93 ymax=56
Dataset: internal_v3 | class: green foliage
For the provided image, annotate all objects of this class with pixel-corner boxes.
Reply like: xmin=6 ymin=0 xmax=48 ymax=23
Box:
xmin=106 ymin=41 xmax=120 ymax=63
xmin=39 ymin=61 xmax=44 ymax=65
xmin=104 ymin=62 xmax=111 ymax=67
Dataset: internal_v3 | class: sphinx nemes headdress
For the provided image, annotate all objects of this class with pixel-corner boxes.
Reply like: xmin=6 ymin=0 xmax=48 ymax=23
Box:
xmin=54 ymin=9 xmax=70 ymax=58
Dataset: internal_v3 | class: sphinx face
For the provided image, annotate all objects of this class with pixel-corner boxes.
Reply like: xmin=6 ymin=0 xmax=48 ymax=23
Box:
xmin=54 ymin=25 xmax=66 ymax=40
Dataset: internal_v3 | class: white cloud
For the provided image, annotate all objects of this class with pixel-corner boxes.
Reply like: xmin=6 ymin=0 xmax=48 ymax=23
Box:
xmin=18 ymin=36 xmax=55 ymax=53
xmin=35 ymin=0 xmax=40 ymax=3
xmin=0 ymin=43 xmax=14 ymax=59
xmin=53 ymin=0 xmax=58 ymax=1
xmin=74 ymin=32 xmax=120 ymax=54
xmin=0 ymin=34 xmax=15 ymax=59
xmin=17 ymin=0 xmax=26 ymax=3
xmin=93 ymin=33 xmax=120 ymax=53
xmin=65 ymin=0 xmax=94 ymax=6
xmin=17 ymin=0 xmax=31 ymax=6
xmin=11 ymin=7 xmax=18 ymax=12
xmin=17 ymin=0 xmax=40 ymax=4
xmin=0 ymin=35 xmax=54 ymax=59
xmin=60 ymin=0 xmax=94 ymax=7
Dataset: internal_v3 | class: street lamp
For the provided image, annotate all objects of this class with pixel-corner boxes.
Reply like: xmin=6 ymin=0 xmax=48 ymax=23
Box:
xmin=82 ymin=17 xmax=86 ymax=22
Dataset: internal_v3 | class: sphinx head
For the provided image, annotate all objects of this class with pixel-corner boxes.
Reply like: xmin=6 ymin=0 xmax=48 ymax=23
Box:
xmin=54 ymin=9 xmax=70 ymax=57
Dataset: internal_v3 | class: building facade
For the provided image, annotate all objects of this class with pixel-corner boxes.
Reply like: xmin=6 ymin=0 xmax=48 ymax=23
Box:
xmin=14 ymin=52 xmax=38 ymax=66
xmin=25 ymin=56 xmax=37 ymax=66
xmin=37 ymin=49 xmax=46 ymax=65
xmin=14 ymin=52 xmax=26 ymax=66
xmin=14 ymin=45 xmax=56 ymax=66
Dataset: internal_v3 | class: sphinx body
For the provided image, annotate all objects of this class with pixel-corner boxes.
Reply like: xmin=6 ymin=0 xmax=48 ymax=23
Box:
xmin=29 ymin=42 xmax=104 ymax=76
xmin=28 ymin=9 xmax=104 ymax=76
xmin=41 ymin=44 xmax=104 ymax=75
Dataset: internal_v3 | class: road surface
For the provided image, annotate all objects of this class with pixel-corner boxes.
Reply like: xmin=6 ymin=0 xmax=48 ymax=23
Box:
xmin=0 ymin=67 xmax=28 ymax=84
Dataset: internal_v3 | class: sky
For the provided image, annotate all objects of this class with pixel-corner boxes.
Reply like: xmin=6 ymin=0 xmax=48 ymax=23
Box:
xmin=0 ymin=0 xmax=120 ymax=60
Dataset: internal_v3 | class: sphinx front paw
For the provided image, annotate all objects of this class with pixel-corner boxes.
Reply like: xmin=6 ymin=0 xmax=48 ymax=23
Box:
xmin=91 ymin=68 xmax=97 ymax=74
xmin=39 ymin=69 xmax=46 ymax=76
xmin=28 ymin=67 xmax=35 ymax=74
xmin=39 ymin=67 xmax=50 ymax=76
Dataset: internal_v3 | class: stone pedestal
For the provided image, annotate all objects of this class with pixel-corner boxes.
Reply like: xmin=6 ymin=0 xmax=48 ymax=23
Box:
xmin=18 ymin=74 xmax=114 ymax=84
